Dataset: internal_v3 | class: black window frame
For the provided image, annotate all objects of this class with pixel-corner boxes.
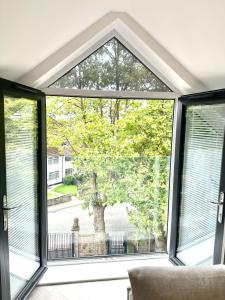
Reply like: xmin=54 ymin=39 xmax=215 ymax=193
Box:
xmin=169 ymin=89 xmax=225 ymax=266
xmin=0 ymin=78 xmax=47 ymax=300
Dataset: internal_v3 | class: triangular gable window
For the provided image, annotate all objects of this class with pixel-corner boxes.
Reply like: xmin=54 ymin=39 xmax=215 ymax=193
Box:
xmin=49 ymin=38 xmax=172 ymax=92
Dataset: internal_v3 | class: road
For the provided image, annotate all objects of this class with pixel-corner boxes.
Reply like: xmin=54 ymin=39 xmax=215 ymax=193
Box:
xmin=48 ymin=198 xmax=136 ymax=234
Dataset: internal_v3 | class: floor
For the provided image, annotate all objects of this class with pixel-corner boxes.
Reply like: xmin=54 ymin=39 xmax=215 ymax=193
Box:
xmin=28 ymin=279 xmax=130 ymax=300
xmin=40 ymin=254 xmax=170 ymax=284
xmin=28 ymin=255 xmax=171 ymax=299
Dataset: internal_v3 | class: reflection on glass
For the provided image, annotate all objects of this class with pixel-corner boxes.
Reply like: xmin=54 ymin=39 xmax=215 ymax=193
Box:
xmin=177 ymin=104 xmax=225 ymax=265
xmin=50 ymin=38 xmax=171 ymax=92
xmin=4 ymin=97 xmax=40 ymax=299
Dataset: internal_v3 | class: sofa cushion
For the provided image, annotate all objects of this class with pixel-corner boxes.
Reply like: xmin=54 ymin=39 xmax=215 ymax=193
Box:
xmin=128 ymin=266 xmax=225 ymax=300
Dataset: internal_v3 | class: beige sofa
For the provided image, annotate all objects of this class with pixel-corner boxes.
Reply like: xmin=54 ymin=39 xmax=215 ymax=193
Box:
xmin=128 ymin=266 xmax=225 ymax=300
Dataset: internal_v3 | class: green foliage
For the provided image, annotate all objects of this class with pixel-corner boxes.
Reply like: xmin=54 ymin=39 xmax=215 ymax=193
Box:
xmin=74 ymin=173 xmax=87 ymax=186
xmin=124 ymin=157 xmax=170 ymax=236
xmin=47 ymin=32 xmax=173 ymax=239
xmin=53 ymin=184 xmax=77 ymax=196
xmin=47 ymin=97 xmax=173 ymax=237
xmin=50 ymin=38 xmax=170 ymax=92
xmin=63 ymin=175 xmax=75 ymax=185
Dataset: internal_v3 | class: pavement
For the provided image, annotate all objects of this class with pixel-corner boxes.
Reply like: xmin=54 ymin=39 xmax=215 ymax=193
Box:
xmin=48 ymin=197 xmax=82 ymax=213
xmin=48 ymin=197 xmax=135 ymax=234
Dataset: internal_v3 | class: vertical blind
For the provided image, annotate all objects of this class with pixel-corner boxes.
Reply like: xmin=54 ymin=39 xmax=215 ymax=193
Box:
xmin=177 ymin=104 xmax=225 ymax=263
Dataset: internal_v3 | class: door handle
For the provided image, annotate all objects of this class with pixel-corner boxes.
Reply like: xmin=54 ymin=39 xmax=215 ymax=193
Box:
xmin=3 ymin=205 xmax=22 ymax=231
xmin=2 ymin=195 xmax=22 ymax=231
xmin=3 ymin=205 xmax=22 ymax=211
xmin=210 ymin=191 xmax=224 ymax=223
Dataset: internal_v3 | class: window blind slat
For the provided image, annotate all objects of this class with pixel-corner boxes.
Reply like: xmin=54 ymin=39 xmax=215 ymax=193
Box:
xmin=177 ymin=104 xmax=225 ymax=265
xmin=4 ymin=97 xmax=40 ymax=299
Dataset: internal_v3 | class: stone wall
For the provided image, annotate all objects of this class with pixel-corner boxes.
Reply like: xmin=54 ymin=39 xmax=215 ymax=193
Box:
xmin=47 ymin=194 xmax=72 ymax=206
xmin=72 ymin=232 xmax=165 ymax=257
xmin=70 ymin=218 xmax=166 ymax=258
xmin=78 ymin=234 xmax=96 ymax=257
xmin=74 ymin=233 xmax=108 ymax=257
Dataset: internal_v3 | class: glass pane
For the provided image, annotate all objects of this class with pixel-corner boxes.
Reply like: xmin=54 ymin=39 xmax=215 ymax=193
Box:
xmin=177 ymin=104 xmax=225 ymax=265
xmin=4 ymin=96 xmax=40 ymax=299
xmin=49 ymin=38 xmax=171 ymax=92
xmin=46 ymin=97 xmax=174 ymax=259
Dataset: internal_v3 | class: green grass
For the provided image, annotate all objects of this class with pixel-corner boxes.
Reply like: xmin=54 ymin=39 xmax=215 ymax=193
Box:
xmin=52 ymin=184 xmax=77 ymax=196
xmin=48 ymin=192 xmax=56 ymax=199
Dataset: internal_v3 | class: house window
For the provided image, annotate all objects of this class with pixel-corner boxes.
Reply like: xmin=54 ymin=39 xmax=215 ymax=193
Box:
xmin=65 ymin=156 xmax=72 ymax=162
xmin=65 ymin=168 xmax=73 ymax=176
xmin=49 ymin=171 xmax=59 ymax=180
xmin=48 ymin=156 xmax=59 ymax=165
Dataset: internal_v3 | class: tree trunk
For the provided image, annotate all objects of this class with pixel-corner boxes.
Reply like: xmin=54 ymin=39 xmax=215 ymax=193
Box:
xmin=92 ymin=172 xmax=107 ymax=255
xmin=93 ymin=204 xmax=105 ymax=232
xmin=93 ymin=204 xmax=107 ymax=255
xmin=154 ymin=224 xmax=166 ymax=252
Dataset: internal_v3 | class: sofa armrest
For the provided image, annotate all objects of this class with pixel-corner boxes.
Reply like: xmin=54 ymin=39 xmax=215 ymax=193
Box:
xmin=128 ymin=266 xmax=225 ymax=300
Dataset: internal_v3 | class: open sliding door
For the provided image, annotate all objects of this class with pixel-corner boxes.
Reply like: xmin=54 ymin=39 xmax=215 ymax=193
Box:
xmin=170 ymin=90 xmax=225 ymax=266
xmin=0 ymin=78 xmax=47 ymax=300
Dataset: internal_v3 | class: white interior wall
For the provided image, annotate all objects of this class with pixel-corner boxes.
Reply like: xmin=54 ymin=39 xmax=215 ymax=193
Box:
xmin=1 ymin=0 xmax=225 ymax=92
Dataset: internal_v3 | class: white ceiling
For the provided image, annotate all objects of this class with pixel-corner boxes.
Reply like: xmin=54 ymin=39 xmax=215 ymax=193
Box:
xmin=1 ymin=0 xmax=225 ymax=92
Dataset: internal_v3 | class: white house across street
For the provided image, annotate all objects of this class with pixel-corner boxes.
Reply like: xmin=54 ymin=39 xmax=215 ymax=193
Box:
xmin=47 ymin=148 xmax=74 ymax=186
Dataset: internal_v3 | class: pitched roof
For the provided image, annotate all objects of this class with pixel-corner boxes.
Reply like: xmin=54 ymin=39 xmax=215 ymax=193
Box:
xmin=47 ymin=147 xmax=72 ymax=157
xmin=47 ymin=147 xmax=60 ymax=156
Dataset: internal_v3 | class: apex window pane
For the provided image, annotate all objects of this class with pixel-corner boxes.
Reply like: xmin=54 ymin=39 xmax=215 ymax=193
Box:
xmin=49 ymin=38 xmax=171 ymax=92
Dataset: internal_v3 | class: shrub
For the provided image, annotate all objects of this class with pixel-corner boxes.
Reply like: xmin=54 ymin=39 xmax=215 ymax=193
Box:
xmin=63 ymin=175 xmax=75 ymax=185
xmin=74 ymin=173 xmax=87 ymax=185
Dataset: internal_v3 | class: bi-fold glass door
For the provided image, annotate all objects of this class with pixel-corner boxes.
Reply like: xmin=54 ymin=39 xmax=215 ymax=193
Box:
xmin=1 ymin=77 xmax=225 ymax=298
xmin=170 ymin=90 xmax=225 ymax=266
xmin=0 ymin=78 xmax=47 ymax=300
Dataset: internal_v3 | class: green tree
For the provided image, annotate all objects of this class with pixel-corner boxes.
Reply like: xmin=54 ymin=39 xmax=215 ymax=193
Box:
xmin=47 ymin=97 xmax=173 ymax=253
xmin=48 ymin=38 xmax=172 ymax=253
xmin=50 ymin=38 xmax=170 ymax=92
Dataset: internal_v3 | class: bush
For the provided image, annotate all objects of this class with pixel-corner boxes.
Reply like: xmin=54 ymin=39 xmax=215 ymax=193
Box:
xmin=63 ymin=175 xmax=75 ymax=185
xmin=74 ymin=173 xmax=87 ymax=185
